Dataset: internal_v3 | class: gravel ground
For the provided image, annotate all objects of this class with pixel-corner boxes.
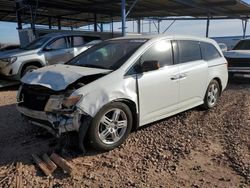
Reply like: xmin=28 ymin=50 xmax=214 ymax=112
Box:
xmin=0 ymin=79 xmax=249 ymax=188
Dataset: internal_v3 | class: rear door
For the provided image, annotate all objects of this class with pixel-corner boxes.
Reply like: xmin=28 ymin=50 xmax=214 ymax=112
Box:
xmin=136 ymin=40 xmax=180 ymax=125
xmin=44 ymin=37 xmax=74 ymax=65
xmin=176 ymin=40 xmax=208 ymax=109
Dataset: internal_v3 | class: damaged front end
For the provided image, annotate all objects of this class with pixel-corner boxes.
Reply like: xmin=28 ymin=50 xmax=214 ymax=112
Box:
xmin=16 ymin=65 xmax=110 ymax=137
xmin=17 ymin=84 xmax=88 ymax=137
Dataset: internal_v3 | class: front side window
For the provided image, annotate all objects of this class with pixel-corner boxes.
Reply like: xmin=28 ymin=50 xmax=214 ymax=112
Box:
xmin=178 ymin=40 xmax=202 ymax=63
xmin=67 ymin=39 xmax=147 ymax=70
xmin=233 ymin=40 xmax=250 ymax=50
xmin=200 ymin=42 xmax=221 ymax=61
xmin=140 ymin=40 xmax=173 ymax=67
xmin=22 ymin=36 xmax=51 ymax=50
xmin=47 ymin=37 xmax=67 ymax=50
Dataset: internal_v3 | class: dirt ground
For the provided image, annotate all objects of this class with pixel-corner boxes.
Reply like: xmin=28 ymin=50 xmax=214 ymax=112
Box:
xmin=0 ymin=79 xmax=249 ymax=188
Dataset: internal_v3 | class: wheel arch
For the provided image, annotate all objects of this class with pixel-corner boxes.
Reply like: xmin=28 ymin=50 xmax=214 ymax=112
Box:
xmin=20 ymin=61 xmax=44 ymax=77
xmin=113 ymin=98 xmax=139 ymax=132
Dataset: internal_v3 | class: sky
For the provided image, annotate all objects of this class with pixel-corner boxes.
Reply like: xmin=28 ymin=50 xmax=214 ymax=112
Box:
xmin=1 ymin=0 xmax=250 ymax=44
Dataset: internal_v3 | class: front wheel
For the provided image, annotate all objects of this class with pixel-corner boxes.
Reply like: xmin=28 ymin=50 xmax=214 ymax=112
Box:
xmin=88 ymin=102 xmax=133 ymax=151
xmin=202 ymin=80 xmax=221 ymax=109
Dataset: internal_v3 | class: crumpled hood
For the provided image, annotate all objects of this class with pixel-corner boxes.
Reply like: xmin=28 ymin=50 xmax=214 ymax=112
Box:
xmin=224 ymin=50 xmax=250 ymax=58
xmin=21 ymin=64 xmax=111 ymax=91
xmin=0 ymin=48 xmax=38 ymax=59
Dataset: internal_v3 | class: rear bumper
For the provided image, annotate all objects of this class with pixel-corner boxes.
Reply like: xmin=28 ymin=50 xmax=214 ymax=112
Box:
xmin=17 ymin=104 xmax=83 ymax=135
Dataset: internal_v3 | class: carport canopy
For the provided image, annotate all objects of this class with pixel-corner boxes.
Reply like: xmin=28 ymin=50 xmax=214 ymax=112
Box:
xmin=1 ymin=0 xmax=250 ymax=36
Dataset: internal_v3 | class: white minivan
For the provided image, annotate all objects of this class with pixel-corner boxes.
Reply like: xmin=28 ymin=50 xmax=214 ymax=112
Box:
xmin=17 ymin=35 xmax=228 ymax=152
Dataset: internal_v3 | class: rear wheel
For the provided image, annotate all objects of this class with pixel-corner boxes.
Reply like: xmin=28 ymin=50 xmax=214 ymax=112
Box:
xmin=21 ymin=65 xmax=38 ymax=78
xmin=202 ymin=80 xmax=220 ymax=109
xmin=88 ymin=102 xmax=133 ymax=151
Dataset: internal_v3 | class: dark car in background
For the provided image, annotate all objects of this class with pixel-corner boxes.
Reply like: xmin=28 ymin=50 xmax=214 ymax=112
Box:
xmin=224 ymin=39 xmax=250 ymax=78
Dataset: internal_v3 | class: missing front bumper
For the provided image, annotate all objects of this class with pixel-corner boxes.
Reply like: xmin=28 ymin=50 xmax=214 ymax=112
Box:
xmin=17 ymin=104 xmax=83 ymax=135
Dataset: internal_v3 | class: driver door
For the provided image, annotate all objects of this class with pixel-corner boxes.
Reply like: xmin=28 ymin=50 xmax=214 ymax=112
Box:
xmin=137 ymin=40 xmax=180 ymax=125
xmin=44 ymin=37 xmax=74 ymax=65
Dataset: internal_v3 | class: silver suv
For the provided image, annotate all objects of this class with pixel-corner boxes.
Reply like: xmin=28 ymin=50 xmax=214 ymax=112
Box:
xmin=0 ymin=33 xmax=100 ymax=80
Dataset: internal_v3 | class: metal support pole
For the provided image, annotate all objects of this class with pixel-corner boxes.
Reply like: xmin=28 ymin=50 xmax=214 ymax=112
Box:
xmin=158 ymin=20 xmax=161 ymax=34
xmin=137 ymin=19 xmax=141 ymax=33
xmin=100 ymin=23 xmax=103 ymax=32
xmin=111 ymin=17 xmax=114 ymax=38
xmin=30 ymin=6 xmax=36 ymax=33
xmin=58 ymin=18 xmax=61 ymax=30
xmin=94 ymin=14 xmax=97 ymax=32
xmin=206 ymin=12 xmax=210 ymax=38
xmin=121 ymin=0 xmax=126 ymax=36
xmin=16 ymin=2 xmax=22 ymax=30
xmin=48 ymin=17 xmax=52 ymax=29
xmin=243 ymin=19 xmax=248 ymax=38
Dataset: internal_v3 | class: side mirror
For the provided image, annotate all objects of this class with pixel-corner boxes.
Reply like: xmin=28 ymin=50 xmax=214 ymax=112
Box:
xmin=141 ymin=60 xmax=160 ymax=72
xmin=218 ymin=43 xmax=228 ymax=52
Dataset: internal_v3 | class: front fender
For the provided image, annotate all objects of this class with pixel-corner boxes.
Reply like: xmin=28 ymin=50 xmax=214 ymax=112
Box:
xmin=75 ymin=76 xmax=138 ymax=117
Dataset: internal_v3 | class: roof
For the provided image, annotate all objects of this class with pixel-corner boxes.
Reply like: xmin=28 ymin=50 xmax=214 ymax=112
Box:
xmin=1 ymin=0 xmax=250 ymax=27
xmin=112 ymin=34 xmax=217 ymax=43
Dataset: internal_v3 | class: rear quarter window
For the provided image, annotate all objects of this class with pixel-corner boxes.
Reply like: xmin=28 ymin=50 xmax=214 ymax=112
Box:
xmin=200 ymin=42 xmax=221 ymax=61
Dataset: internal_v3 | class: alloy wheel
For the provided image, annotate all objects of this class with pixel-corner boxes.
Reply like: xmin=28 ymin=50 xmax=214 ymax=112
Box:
xmin=97 ymin=108 xmax=128 ymax=145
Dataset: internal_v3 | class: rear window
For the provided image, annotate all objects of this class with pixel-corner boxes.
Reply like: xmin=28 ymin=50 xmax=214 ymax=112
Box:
xmin=200 ymin=42 xmax=221 ymax=61
xmin=177 ymin=40 xmax=202 ymax=63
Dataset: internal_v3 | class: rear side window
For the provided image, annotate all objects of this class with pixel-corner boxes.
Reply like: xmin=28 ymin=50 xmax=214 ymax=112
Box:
xmin=177 ymin=40 xmax=202 ymax=63
xmin=73 ymin=36 xmax=85 ymax=47
xmin=200 ymin=42 xmax=221 ymax=61
xmin=140 ymin=40 xmax=173 ymax=67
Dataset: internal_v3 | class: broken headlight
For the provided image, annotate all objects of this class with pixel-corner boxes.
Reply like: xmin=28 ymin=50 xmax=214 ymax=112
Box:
xmin=62 ymin=95 xmax=82 ymax=108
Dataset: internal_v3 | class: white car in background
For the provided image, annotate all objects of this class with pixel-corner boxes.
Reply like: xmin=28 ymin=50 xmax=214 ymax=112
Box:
xmin=224 ymin=38 xmax=250 ymax=78
xmin=17 ymin=35 xmax=228 ymax=152
xmin=0 ymin=33 xmax=101 ymax=80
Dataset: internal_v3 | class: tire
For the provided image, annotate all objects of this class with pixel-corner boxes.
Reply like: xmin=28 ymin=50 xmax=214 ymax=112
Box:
xmin=88 ymin=102 xmax=133 ymax=151
xmin=21 ymin=65 xmax=38 ymax=78
xmin=202 ymin=80 xmax=221 ymax=110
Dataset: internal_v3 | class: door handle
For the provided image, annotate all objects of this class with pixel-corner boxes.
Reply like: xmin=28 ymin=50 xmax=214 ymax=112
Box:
xmin=170 ymin=75 xmax=180 ymax=80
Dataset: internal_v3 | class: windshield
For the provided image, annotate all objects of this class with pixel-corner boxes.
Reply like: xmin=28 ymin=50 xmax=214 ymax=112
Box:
xmin=22 ymin=36 xmax=51 ymax=50
xmin=67 ymin=39 xmax=147 ymax=70
xmin=233 ymin=40 xmax=250 ymax=50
